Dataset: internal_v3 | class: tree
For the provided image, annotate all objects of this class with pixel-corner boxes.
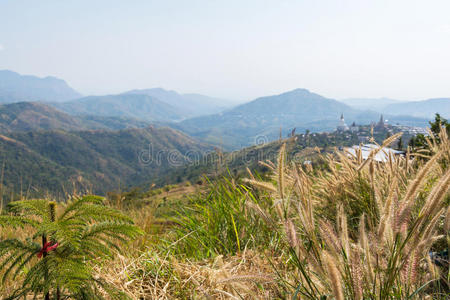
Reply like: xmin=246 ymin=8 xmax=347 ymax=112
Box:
xmin=409 ymin=113 xmax=450 ymax=149
xmin=429 ymin=113 xmax=450 ymax=136
xmin=0 ymin=196 xmax=142 ymax=299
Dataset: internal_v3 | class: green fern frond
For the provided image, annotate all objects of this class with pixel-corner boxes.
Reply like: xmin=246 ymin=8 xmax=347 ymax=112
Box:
xmin=1 ymin=195 xmax=142 ymax=299
xmin=0 ymin=215 xmax=38 ymax=228
xmin=59 ymin=195 xmax=105 ymax=220
xmin=0 ymin=239 xmax=40 ymax=283
xmin=7 ymin=199 xmax=50 ymax=221
xmin=64 ymin=204 xmax=134 ymax=223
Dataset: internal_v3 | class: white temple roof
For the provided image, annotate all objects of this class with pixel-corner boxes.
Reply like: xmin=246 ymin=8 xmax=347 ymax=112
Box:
xmin=345 ymin=144 xmax=404 ymax=162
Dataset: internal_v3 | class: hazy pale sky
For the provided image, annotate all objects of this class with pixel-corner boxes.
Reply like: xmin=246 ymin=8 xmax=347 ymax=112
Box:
xmin=1 ymin=0 xmax=450 ymax=101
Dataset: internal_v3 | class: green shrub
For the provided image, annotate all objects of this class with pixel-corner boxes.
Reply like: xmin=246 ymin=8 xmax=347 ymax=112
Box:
xmin=0 ymin=195 xmax=142 ymax=299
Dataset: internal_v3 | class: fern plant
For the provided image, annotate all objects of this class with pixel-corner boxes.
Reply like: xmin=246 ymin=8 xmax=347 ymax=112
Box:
xmin=0 ymin=195 xmax=142 ymax=299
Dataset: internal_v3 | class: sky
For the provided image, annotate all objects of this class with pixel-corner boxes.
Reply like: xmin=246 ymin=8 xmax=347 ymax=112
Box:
xmin=1 ymin=0 xmax=450 ymax=102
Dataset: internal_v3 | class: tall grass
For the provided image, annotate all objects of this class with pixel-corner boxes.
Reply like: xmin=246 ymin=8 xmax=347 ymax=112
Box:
xmin=92 ymin=128 xmax=450 ymax=299
xmin=114 ymin=128 xmax=448 ymax=299
xmin=167 ymin=177 xmax=281 ymax=259
xmin=111 ymin=128 xmax=446 ymax=298
xmin=244 ymin=129 xmax=449 ymax=299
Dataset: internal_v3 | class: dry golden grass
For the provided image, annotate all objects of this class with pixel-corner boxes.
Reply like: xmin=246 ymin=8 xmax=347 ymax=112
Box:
xmin=87 ymin=128 xmax=447 ymax=299
xmin=96 ymin=249 xmax=281 ymax=299
xmin=243 ymin=129 xmax=449 ymax=299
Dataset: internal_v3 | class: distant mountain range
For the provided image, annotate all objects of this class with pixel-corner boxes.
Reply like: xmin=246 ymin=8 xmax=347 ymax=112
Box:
xmin=382 ymin=98 xmax=450 ymax=119
xmin=49 ymin=89 xmax=234 ymax=121
xmin=125 ymin=88 xmax=231 ymax=117
xmin=50 ymin=94 xmax=184 ymax=122
xmin=177 ymin=89 xmax=352 ymax=148
xmin=0 ymin=70 xmax=81 ymax=103
xmin=0 ymin=86 xmax=433 ymax=151
xmin=176 ymin=89 xmax=429 ymax=149
xmin=0 ymin=127 xmax=211 ymax=196
xmin=0 ymin=70 xmax=233 ymax=119
xmin=340 ymin=98 xmax=400 ymax=111
xmin=0 ymin=69 xmax=445 ymax=151
xmin=340 ymin=97 xmax=450 ymax=119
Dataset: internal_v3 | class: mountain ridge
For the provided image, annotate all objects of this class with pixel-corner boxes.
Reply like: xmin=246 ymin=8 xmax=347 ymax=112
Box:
xmin=0 ymin=70 xmax=81 ymax=103
xmin=382 ymin=98 xmax=450 ymax=119
xmin=178 ymin=89 xmax=358 ymax=149
xmin=340 ymin=97 xmax=401 ymax=111
xmin=125 ymin=88 xmax=232 ymax=117
xmin=176 ymin=89 xmax=430 ymax=149
xmin=50 ymin=94 xmax=184 ymax=122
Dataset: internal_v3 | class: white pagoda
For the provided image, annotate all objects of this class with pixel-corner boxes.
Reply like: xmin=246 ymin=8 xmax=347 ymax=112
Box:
xmin=337 ymin=113 xmax=349 ymax=132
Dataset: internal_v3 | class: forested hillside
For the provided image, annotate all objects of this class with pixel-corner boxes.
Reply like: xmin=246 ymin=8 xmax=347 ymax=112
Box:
xmin=0 ymin=102 xmax=85 ymax=132
xmin=0 ymin=102 xmax=152 ymax=132
xmin=0 ymin=127 xmax=211 ymax=198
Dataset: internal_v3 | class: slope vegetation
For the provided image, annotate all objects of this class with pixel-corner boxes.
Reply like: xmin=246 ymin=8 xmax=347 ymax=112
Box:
xmin=51 ymin=94 xmax=184 ymax=122
xmin=0 ymin=127 xmax=211 ymax=197
xmin=0 ymin=102 xmax=152 ymax=132
xmin=0 ymin=102 xmax=86 ymax=132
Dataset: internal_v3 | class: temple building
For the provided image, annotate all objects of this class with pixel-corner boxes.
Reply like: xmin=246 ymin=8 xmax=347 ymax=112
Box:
xmin=375 ymin=114 xmax=387 ymax=130
xmin=336 ymin=113 xmax=349 ymax=132
xmin=350 ymin=121 xmax=359 ymax=133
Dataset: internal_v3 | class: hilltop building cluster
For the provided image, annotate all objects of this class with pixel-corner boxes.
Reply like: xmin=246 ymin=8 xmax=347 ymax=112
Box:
xmin=335 ymin=113 xmax=427 ymax=138
xmin=337 ymin=114 xmax=388 ymax=133
xmin=334 ymin=114 xmax=410 ymax=162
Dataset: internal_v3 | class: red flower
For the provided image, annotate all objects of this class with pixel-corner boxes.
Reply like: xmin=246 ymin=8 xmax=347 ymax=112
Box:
xmin=37 ymin=242 xmax=58 ymax=258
